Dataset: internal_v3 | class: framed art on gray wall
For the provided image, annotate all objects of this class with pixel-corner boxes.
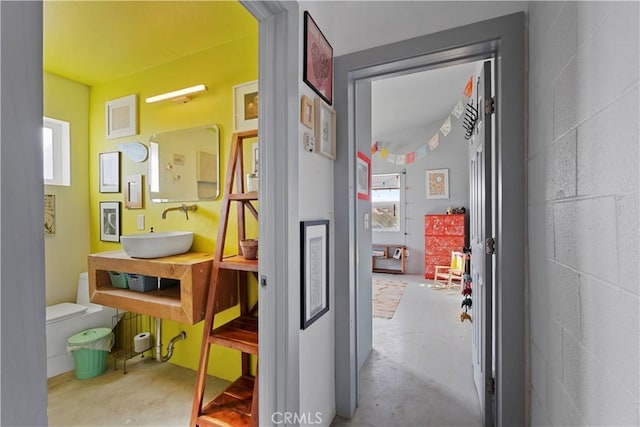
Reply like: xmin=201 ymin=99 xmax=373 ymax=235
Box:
xmin=314 ymin=97 xmax=336 ymax=160
xmin=426 ymin=168 xmax=450 ymax=199
xmin=303 ymin=11 xmax=333 ymax=105
xmin=356 ymin=151 xmax=371 ymax=200
xmin=300 ymin=220 xmax=330 ymax=329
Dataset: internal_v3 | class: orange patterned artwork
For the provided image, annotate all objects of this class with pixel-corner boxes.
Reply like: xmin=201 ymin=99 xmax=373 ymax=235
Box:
xmin=426 ymin=169 xmax=449 ymax=199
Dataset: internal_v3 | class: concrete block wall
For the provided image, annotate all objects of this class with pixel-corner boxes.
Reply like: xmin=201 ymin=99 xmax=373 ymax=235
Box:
xmin=528 ymin=2 xmax=639 ymax=425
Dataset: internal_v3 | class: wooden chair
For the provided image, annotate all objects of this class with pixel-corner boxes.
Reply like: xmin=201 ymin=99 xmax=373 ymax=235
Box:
xmin=433 ymin=251 xmax=465 ymax=290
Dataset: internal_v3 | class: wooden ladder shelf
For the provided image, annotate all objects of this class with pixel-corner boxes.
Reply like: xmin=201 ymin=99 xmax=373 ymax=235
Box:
xmin=191 ymin=130 xmax=259 ymax=427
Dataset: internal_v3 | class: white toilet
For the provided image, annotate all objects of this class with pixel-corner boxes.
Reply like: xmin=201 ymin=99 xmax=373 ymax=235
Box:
xmin=46 ymin=272 xmax=118 ymax=378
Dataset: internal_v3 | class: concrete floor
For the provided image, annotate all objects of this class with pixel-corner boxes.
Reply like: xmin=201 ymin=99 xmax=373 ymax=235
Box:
xmin=332 ymin=274 xmax=482 ymax=427
xmin=48 ymin=273 xmax=481 ymax=426
xmin=47 ymin=356 xmax=228 ymax=426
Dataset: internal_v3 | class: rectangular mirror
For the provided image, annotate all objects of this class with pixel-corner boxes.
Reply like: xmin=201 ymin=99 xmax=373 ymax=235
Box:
xmin=148 ymin=124 xmax=220 ymax=202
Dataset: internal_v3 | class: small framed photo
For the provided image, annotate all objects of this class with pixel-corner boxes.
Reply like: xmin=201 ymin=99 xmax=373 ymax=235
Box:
xmin=233 ymin=80 xmax=258 ymax=132
xmin=99 ymin=151 xmax=120 ymax=193
xmin=100 ymin=201 xmax=121 ymax=242
xmin=303 ymin=11 xmax=333 ymax=105
xmin=426 ymin=168 xmax=450 ymax=199
xmin=106 ymin=94 xmax=137 ymax=139
xmin=356 ymin=151 xmax=371 ymax=200
xmin=393 ymin=248 xmax=403 ymax=260
xmin=300 ymin=95 xmax=314 ymax=129
xmin=44 ymin=194 xmax=55 ymax=236
xmin=314 ymin=97 xmax=336 ymax=160
xmin=300 ymin=220 xmax=330 ymax=330
xmin=124 ymin=174 xmax=143 ymax=209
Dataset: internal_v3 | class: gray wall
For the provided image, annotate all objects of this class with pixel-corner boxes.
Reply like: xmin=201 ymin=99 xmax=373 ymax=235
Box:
xmin=372 ymin=117 xmax=469 ymax=275
xmin=1 ymin=1 xmax=48 ymax=425
xmin=528 ymin=2 xmax=639 ymax=425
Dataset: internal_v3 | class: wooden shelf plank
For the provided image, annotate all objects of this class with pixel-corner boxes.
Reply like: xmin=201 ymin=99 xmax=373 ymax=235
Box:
xmin=218 ymin=256 xmax=258 ymax=272
xmin=197 ymin=376 xmax=255 ymax=427
xmin=228 ymin=192 xmax=258 ymax=201
xmin=372 ymin=268 xmax=405 ymax=274
xmin=209 ymin=316 xmax=258 ymax=355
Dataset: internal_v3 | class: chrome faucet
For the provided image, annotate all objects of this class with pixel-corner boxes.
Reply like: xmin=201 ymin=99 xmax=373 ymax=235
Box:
xmin=161 ymin=204 xmax=197 ymax=220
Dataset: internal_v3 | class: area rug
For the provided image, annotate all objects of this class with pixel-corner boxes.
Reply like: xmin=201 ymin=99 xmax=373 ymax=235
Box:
xmin=373 ymin=277 xmax=408 ymax=319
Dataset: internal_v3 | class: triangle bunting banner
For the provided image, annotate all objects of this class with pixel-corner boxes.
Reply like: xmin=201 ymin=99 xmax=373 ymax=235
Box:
xmin=371 ymin=75 xmax=475 ymax=165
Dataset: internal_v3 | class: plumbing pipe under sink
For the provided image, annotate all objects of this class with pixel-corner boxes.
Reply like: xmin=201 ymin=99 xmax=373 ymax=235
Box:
xmin=155 ymin=317 xmax=186 ymax=362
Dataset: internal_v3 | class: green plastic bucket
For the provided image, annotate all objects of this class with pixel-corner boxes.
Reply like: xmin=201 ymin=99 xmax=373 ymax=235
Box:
xmin=67 ymin=328 xmax=113 ymax=379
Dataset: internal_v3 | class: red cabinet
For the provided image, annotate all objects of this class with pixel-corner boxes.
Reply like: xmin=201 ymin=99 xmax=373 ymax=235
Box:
xmin=424 ymin=214 xmax=465 ymax=279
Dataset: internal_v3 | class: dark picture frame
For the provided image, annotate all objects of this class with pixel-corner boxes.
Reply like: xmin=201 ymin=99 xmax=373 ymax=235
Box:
xmin=100 ymin=201 xmax=120 ymax=242
xmin=300 ymin=220 xmax=330 ymax=329
xmin=303 ymin=11 xmax=333 ymax=105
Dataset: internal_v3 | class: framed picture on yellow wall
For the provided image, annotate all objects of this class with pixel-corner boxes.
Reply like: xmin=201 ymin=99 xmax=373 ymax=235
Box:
xmin=124 ymin=174 xmax=143 ymax=209
xmin=233 ymin=81 xmax=258 ymax=132
xmin=106 ymin=94 xmax=137 ymax=140
xmin=100 ymin=201 xmax=120 ymax=242
xmin=44 ymin=194 xmax=55 ymax=236
xmin=99 ymin=151 xmax=120 ymax=193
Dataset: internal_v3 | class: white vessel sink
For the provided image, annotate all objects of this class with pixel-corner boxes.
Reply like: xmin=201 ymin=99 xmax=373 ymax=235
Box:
xmin=120 ymin=231 xmax=194 ymax=258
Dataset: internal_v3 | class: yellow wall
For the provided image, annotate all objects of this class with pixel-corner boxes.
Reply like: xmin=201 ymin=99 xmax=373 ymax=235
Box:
xmin=88 ymin=34 xmax=258 ymax=380
xmin=43 ymin=73 xmax=91 ymax=306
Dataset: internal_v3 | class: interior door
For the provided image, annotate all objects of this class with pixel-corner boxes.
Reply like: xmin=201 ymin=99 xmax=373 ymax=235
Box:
xmin=469 ymin=60 xmax=494 ymax=425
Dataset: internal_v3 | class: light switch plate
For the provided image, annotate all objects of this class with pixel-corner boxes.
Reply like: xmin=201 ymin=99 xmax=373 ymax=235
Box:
xmin=137 ymin=215 xmax=145 ymax=230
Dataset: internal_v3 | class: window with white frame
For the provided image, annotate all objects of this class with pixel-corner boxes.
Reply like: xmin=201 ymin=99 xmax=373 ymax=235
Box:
xmin=371 ymin=173 xmax=401 ymax=232
xmin=43 ymin=117 xmax=71 ymax=186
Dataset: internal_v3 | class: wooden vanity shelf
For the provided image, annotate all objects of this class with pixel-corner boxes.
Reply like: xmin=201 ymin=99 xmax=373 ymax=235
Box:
xmin=87 ymin=250 xmax=213 ymax=325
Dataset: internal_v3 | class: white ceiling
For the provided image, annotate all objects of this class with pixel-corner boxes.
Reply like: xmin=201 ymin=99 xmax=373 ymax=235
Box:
xmin=372 ymin=61 xmax=481 ymax=146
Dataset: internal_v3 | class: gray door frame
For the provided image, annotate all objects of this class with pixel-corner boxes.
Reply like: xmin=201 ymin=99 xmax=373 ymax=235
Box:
xmin=333 ymin=13 xmax=525 ymax=426
xmin=241 ymin=1 xmax=301 ymax=422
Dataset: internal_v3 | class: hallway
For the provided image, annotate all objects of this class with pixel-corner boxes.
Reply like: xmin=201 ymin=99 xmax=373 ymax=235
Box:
xmin=333 ymin=274 xmax=482 ymax=427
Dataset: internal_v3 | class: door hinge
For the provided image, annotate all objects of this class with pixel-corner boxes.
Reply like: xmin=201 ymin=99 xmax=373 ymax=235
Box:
xmin=486 ymin=377 xmax=495 ymax=394
xmin=485 ymin=237 xmax=496 ymax=255
xmin=485 ymin=97 xmax=495 ymax=115
xmin=260 ymin=275 xmax=267 ymax=288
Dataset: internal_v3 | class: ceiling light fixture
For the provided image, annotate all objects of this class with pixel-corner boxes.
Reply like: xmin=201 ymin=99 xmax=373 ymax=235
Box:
xmin=145 ymin=84 xmax=207 ymax=104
